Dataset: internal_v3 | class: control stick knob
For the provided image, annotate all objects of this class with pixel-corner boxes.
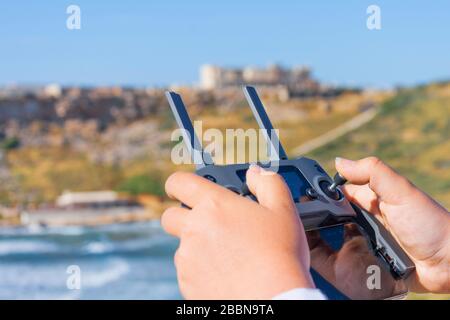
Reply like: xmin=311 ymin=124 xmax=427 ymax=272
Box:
xmin=329 ymin=172 xmax=347 ymax=193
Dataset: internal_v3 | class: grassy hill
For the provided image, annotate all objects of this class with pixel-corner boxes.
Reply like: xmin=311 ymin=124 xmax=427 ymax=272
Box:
xmin=2 ymin=83 xmax=449 ymax=209
xmin=306 ymin=82 xmax=450 ymax=208
xmin=2 ymin=90 xmax=374 ymax=206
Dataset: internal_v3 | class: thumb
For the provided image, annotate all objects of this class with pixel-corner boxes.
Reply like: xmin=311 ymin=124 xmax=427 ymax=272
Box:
xmin=335 ymin=156 xmax=416 ymax=204
xmin=245 ymin=165 xmax=296 ymax=214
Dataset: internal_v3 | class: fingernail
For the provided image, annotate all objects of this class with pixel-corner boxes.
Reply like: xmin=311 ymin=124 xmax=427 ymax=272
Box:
xmin=335 ymin=157 xmax=355 ymax=169
xmin=259 ymin=166 xmax=276 ymax=176
xmin=248 ymin=164 xmax=261 ymax=173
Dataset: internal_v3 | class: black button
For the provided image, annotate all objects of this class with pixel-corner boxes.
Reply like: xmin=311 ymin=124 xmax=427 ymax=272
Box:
xmin=226 ymin=186 xmax=241 ymax=195
xmin=319 ymin=180 xmax=342 ymax=200
xmin=241 ymin=183 xmax=251 ymax=196
xmin=203 ymin=175 xmax=216 ymax=183
xmin=314 ymin=164 xmax=326 ymax=174
xmin=306 ymin=188 xmax=318 ymax=199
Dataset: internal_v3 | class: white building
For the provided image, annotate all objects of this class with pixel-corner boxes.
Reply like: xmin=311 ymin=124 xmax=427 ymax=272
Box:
xmin=43 ymin=84 xmax=62 ymax=98
xmin=200 ymin=65 xmax=221 ymax=89
xmin=56 ymin=190 xmax=120 ymax=207
xmin=199 ymin=64 xmax=319 ymax=93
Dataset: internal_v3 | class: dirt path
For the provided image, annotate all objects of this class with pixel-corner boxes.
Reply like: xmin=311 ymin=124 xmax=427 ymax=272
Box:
xmin=292 ymin=107 xmax=379 ymax=155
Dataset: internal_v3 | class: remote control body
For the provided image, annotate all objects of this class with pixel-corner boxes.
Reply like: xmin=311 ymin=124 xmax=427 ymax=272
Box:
xmin=165 ymin=86 xmax=415 ymax=280
xmin=196 ymin=159 xmax=354 ymax=231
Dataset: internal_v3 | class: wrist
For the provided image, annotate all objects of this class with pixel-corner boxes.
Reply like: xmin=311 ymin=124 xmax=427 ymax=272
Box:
xmin=259 ymin=260 xmax=315 ymax=299
xmin=273 ymin=288 xmax=327 ymax=300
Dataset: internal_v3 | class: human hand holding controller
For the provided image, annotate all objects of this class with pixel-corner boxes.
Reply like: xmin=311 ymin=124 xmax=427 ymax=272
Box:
xmin=162 ymin=156 xmax=450 ymax=299
xmin=336 ymin=157 xmax=450 ymax=293
xmin=162 ymin=165 xmax=314 ymax=299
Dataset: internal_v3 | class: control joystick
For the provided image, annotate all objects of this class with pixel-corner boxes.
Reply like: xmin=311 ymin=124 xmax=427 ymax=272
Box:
xmin=319 ymin=172 xmax=347 ymax=200
xmin=329 ymin=172 xmax=347 ymax=192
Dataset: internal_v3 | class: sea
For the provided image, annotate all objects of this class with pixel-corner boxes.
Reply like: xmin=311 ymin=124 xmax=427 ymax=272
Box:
xmin=0 ymin=221 xmax=181 ymax=299
xmin=0 ymin=220 xmax=406 ymax=300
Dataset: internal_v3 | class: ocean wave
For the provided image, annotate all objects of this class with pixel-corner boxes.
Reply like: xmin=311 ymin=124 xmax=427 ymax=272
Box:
xmin=0 ymin=240 xmax=59 ymax=255
xmin=83 ymin=241 xmax=114 ymax=254
xmin=0 ymin=221 xmax=180 ymax=299
xmin=0 ymin=221 xmax=174 ymax=254
xmin=80 ymin=258 xmax=130 ymax=288
xmin=0 ymin=236 xmax=176 ymax=259
xmin=0 ymin=220 xmax=163 ymax=237
xmin=0 ymin=257 xmax=138 ymax=299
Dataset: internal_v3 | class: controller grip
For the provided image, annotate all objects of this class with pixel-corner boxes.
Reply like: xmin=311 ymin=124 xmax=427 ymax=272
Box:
xmin=350 ymin=203 xmax=415 ymax=279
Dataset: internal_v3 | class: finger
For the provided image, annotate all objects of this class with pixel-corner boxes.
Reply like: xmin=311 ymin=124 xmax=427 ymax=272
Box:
xmin=306 ymin=231 xmax=337 ymax=282
xmin=343 ymin=223 xmax=362 ymax=242
xmin=340 ymin=236 xmax=373 ymax=257
xmin=165 ymin=171 xmax=236 ymax=208
xmin=245 ymin=165 xmax=296 ymax=214
xmin=161 ymin=206 xmax=189 ymax=237
xmin=341 ymin=184 xmax=381 ymax=216
xmin=335 ymin=156 xmax=416 ymax=204
xmin=306 ymin=231 xmax=335 ymax=255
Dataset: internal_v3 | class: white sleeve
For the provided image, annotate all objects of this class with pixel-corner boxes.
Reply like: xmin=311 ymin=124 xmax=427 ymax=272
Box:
xmin=272 ymin=288 xmax=327 ymax=300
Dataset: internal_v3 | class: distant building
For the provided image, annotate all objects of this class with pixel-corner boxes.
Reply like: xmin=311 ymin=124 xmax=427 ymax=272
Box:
xmin=56 ymin=190 xmax=122 ymax=208
xmin=20 ymin=190 xmax=149 ymax=226
xmin=200 ymin=65 xmax=243 ymax=89
xmin=200 ymin=64 xmax=321 ymax=95
xmin=43 ymin=84 xmax=62 ymax=98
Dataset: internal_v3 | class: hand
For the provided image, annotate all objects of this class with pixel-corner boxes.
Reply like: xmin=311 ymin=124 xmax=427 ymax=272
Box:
xmin=336 ymin=157 xmax=450 ymax=293
xmin=307 ymin=224 xmax=407 ymax=299
xmin=161 ymin=165 xmax=314 ymax=299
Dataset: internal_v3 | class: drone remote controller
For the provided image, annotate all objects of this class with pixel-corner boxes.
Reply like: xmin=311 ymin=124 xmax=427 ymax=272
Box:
xmin=165 ymin=86 xmax=415 ymax=280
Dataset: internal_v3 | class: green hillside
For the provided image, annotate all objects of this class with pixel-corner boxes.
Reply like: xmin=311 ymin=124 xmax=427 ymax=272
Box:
xmin=307 ymin=82 xmax=450 ymax=208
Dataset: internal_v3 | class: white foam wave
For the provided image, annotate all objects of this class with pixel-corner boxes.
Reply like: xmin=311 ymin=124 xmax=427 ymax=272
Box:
xmin=84 ymin=241 xmax=114 ymax=254
xmin=80 ymin=259 xmax=130 ymax=288
xmin=0 ymin=240 xmax=58 ymax=255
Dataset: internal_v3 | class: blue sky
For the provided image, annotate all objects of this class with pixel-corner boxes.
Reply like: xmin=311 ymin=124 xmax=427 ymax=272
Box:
xmin=0 ymin=0 xmax=449 ymax=88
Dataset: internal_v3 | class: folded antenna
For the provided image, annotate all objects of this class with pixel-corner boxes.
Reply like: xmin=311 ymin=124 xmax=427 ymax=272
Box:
xmin=243 ymin=86 xmax=288 ymax=160
xmin=165 ymin=91 xmax=213 ymax=169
